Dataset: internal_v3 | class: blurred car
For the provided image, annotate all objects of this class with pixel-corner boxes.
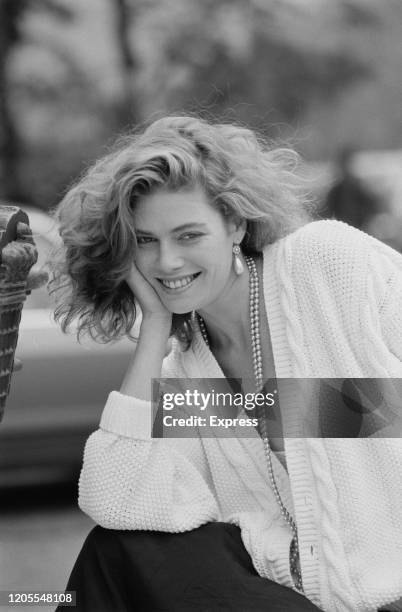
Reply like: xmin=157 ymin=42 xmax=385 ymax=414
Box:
xmin=0 ymin=207 xmax=135 ymax=487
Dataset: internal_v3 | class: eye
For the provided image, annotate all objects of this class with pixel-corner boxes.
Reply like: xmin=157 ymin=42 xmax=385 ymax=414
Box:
xmin=179 ymin=232 xmax=203 ymax=241
xmin=137 ymin=236 xmax=156 ymax=245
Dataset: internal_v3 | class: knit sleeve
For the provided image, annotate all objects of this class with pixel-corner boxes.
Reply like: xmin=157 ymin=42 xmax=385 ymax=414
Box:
xmin=281 ymin=220 xmax=371 ymax=377
xmin=288 ymin=219 xmax=402 ymax=368
xmin=289 ymin=220 xmax=370 ymax=298
xmin=372 ymin=247 xmax=402 ymax=363
xmin=78 ymin=349 xmax=220 ymax=531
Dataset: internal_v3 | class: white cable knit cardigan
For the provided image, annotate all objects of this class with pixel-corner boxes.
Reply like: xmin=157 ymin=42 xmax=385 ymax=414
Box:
xmin=78 ymin=220 xmax=402 ymax=612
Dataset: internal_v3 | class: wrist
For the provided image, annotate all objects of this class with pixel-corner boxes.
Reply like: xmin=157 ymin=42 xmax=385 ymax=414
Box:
xmin=140 ymin=313 xmax=171 ymax=334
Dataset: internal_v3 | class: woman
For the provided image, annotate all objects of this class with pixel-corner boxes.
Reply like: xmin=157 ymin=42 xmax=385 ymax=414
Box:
xmin=52 ymin=116 xmax=402 ymax=612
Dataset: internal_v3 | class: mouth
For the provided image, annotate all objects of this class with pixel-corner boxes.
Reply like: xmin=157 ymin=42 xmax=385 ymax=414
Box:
xmin=157 ymin=272 xmax=201 ymax=292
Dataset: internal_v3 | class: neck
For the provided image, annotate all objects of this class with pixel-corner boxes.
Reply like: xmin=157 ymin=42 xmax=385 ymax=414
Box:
xmin=197 ymin=255 xmax=260 ymax=351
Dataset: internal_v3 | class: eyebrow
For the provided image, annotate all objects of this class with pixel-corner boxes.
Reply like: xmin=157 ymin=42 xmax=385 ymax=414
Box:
xmin=136 ymin=223 xmax=208 ymax=235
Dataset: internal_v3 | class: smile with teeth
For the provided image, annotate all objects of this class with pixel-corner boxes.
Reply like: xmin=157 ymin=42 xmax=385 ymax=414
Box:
xmin=158 ymin=272 xmax=200 ymax=290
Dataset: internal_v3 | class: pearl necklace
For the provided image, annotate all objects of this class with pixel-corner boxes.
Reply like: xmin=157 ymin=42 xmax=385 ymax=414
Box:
xmin=196 ymin=255 xmax=303 ymax=592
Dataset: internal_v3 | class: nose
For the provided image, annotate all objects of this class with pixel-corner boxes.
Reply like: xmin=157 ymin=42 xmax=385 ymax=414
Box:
xmin=157 ymin=241 xmax=184 ymax=273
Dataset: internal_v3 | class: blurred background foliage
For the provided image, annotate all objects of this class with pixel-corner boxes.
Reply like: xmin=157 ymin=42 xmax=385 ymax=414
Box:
xmin=0 ymin=0 xmax=401 ymax=211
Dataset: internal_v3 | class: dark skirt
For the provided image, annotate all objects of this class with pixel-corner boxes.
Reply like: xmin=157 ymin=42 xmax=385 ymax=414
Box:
xmin=56 ymin=522 xmax=322 ymax=612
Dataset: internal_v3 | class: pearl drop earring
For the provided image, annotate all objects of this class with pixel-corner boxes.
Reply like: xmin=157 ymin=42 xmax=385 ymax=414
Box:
xmin=232 ymin=244 xmax=244 ymax=275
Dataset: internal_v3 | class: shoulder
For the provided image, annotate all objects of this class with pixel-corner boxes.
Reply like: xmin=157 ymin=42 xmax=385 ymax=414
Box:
xmin=277 ymin=220 xmax=376 ymax=276
xmin=284 ymin=219 xmax=370 ymax=253
xmin=265 ymin=220 xmax=379 ymax=306
xmin=283 ymin=219 xmax=402 ymax=270
xmin=270 ymin=219 xmax=402 ymax=306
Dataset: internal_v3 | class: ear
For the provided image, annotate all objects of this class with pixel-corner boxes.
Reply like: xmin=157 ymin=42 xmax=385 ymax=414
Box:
xmin=227 ymin=218 xmax=247 ymax=244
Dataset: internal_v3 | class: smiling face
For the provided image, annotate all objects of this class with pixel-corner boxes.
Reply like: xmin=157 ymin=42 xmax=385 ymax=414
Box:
xmin=133 ymin=185 xmax=245 ymax=314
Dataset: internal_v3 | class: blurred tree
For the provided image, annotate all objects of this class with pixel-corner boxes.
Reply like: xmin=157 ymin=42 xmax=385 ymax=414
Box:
xmin=0 ymin=0 xmax=73 ymax=204
xmin=135 ymin=0 xmax=378 ymax=137
xmin=1 ymin=0 xmax=146 ymax=209
xmin=112 ymin=0 xmax=139 ymax=126
xmin=340 ymin=0 xmax=379 ymax=27
xmin=0 ymin=0 xmax=27 ymax=202
xmin=1 ymin=0 xmax=401 ymax=212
